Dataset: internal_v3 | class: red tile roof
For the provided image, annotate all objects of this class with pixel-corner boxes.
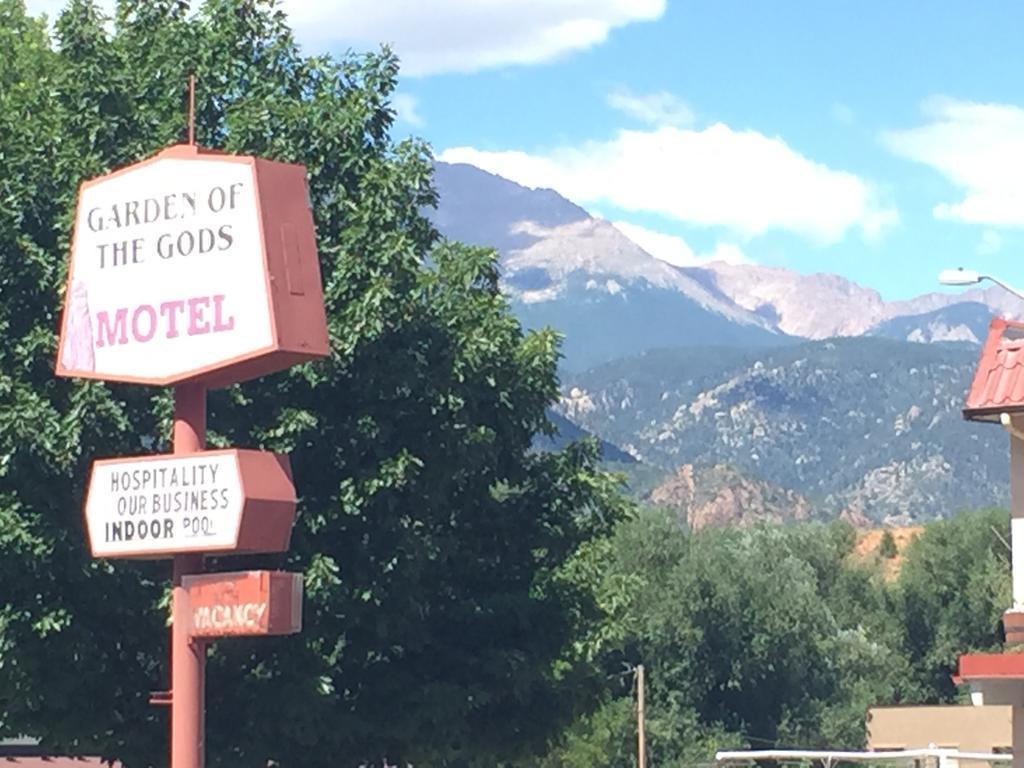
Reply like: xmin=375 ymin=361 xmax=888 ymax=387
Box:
xmin=960 ymin=651 xmax=1024 ymax=679
xmin=964 ymin=317 xmax=1024 ymax=422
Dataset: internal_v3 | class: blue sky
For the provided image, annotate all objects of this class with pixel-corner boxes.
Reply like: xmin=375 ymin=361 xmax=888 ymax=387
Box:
xmin=26 ymin=0 xmax=1024 ymax=300
xmin=381 ymin=0 xmax=1024 ymax=301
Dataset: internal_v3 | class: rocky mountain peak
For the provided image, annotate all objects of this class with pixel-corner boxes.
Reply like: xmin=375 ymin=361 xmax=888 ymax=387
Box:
xmin=427 ymin=159 xmax=1024 ymax=370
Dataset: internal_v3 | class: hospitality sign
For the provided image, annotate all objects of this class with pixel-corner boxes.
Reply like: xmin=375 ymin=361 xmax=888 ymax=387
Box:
xmin=84 ymin=449 xmax=297 ymax=558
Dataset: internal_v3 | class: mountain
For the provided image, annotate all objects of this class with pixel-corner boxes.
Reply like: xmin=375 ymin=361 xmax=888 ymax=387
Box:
xmin=513 ymin=270 xmax=792 ymax=372
xmin=868 ymin=302 xmax=995 ymax=345
xmin=682 ymin=262 xmax=896 ymax=338
xmin=683 ymin=262 xmax=1024 ymax=341
xmin=558 ymin=337 xmax=1007 ymax=524
xmin=542 ymin=410 xmax=636 ymax=464
xmin=650 ymin=463 xmax=815 ymax=531
xmin=430 ymin=161 xmax=1023 ymax=366
xmin=428 ymin=161 xmax=1018 ymax=524
xmin=431 ymin=161 xmax=592 ymax=252
xmin=431 ymin=162 xmax=788 ymax=369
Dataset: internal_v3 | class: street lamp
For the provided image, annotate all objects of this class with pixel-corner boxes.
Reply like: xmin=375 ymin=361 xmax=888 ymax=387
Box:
xmin=938 ymin=268 xmax=1024 ymax=301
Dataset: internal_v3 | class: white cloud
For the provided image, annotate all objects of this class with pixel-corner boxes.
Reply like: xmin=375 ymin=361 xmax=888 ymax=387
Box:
xmin=705 ymin=242 xmax=749 ymax=265
xmin=978 ymin=229 xmax=1003 ymax=255
xmin=612 ymin=222 xmax=749 ymax=267
xmin=24 ymin=0 xmax=665 ymax=77
xmin=861 ymin=208 xmax=901 ymax=243
xmin=391 ymin=93 xmax=423 ymax=127
xmin=607 ymin=88 xmax=694 ymax=127
xmin=612 ymin=221 xmax=696 ymax=265
xmin=441 ymin=125 xmax=896 ymax=244
xmin=884 ymin=97 xmax=1024 ymax=227
xmin=285 ymin=0 xmax=666 ymax=77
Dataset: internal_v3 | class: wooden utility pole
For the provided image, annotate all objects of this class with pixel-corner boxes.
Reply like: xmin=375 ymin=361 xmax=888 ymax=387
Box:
xmin=637 ymin=664 xmax=646 ymax=768
xmin=187 ymin=74 xmax=196 ymax=146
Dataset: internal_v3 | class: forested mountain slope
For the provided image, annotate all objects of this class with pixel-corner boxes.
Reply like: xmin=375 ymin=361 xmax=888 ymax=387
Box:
xmin=558 ymin=338 xmax=1005 ymax=524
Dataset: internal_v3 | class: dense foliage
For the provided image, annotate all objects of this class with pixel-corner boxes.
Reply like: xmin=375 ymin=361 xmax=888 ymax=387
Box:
xmin=541 ymin=507 xmax=1011 ymax=767
xmin=0 ymin=1 xmax=630 ymax=766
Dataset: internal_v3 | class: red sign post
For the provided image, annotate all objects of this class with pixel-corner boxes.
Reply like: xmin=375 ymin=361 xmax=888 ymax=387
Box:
xmin=172 ymin=383 xmax=208 ymax=768
xmin=57 ymin=129 xmax=328 ymax=768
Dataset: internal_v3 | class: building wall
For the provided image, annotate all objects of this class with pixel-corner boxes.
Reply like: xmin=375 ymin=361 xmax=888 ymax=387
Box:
xmin=867 ymin=706 xmax=1012 ymax=752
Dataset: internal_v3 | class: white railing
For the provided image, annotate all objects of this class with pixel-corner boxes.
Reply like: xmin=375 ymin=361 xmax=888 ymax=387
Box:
xmin=716 ymin=748 xmax=1013 ymax=768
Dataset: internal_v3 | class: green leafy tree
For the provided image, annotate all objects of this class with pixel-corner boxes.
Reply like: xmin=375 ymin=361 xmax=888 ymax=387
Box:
xmin=0 ymin=1 xmax=629 ymax=766
xmin=545 ymin=512 xmax=925 ymax=765
xmin=895 ymin=508 xmax=1010 ymax=699
xmin=879 ymin=529 xmax=898 ymax=559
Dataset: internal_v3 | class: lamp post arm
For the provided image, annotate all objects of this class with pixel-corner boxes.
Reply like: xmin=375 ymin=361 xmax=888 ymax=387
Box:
xmin=983 ymin=275 xmax=1024 ymax=303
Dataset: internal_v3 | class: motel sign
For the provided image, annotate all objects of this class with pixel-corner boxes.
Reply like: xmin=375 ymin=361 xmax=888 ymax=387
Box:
xmin=57 ymin=141 xmax=329 ymax=768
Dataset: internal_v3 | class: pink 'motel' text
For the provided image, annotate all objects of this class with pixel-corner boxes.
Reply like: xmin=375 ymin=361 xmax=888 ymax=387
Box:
xmin=95 ymin=295 xmax=235 ymax=347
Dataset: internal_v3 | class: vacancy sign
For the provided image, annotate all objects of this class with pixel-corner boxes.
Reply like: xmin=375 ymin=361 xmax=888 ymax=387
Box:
xmin=56 ymin=144 xmax=329 ymax=387
xmin=184 ymin=570 xmax=303 ymax=638
xmin=84 ymin=449 xmax=297 ymax=558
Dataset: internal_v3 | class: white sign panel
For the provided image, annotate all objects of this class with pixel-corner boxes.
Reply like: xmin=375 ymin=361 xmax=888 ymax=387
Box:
xmin=85 ymin=453 xmax=244 ymax=557
xmin=59 ymin=157 xmax=273 ymax=383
